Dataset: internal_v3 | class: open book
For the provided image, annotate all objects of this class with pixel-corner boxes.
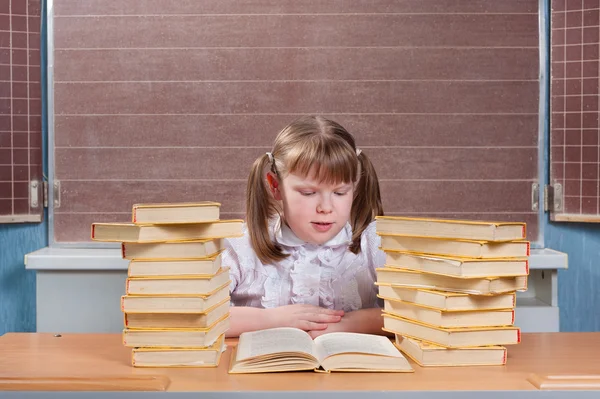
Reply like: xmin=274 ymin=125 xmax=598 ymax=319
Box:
xmin=228 ymin=327 xmax=413 ymax=373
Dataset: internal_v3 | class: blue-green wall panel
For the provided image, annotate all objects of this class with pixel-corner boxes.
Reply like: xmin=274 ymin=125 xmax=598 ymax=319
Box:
xmin=0 ymin=219 xmax=46 ymax=335
xmin=546 ymin=221 xmax=600 ymax=332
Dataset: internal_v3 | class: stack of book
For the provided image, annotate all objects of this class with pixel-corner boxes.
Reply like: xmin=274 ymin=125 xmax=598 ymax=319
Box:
xmin=374 ymin=216 xmax=529 ymax=367
xmin=91 ymin=201 xmax=242 ymax=367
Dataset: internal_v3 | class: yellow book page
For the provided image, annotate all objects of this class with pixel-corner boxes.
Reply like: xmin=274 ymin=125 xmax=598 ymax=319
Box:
xmin=393 ymin=342 xmax=507 ymax=367
xmin=126 ymin=267 xmax=229 ymax=281
xmin=392 ymin=252 xmax=529 ymax=263
xmin=377 ymin=295 xmax=515 ymax=313
xmin=379 ymin=264 xmax=527 ymax=280
xmin=127 ymin=250 xmax=223 ymax=265
xmin=377 ymin=267 xmax=509 ymax=281
xmin=134 ymin=335 xmax=225 ymax=352
xmin=124 ymin=297 xmax=231 ymax=328
xmin=375 ymin=284 xmax=468 ymax=297
xmin=228 ymin=347 xmax=317 ymax=374
xmin=127 ymin=252 xmax=223 ymax=277
xmin=382 ymin=249 xmax=530 ymax=261
xmin=379 ymin=234 xmax=530 ymax=248
xmin=129 ymin=251 xmax=222 ymax=263
xmin=375 ymin=215 xmax=524 ymax=227
xmin=383 ymin=313 xmax=519 ymax=332
xmin=123 ymin=314 xmax=229 ymax=333
xmin=121 ymin=281 xmax=231 ymax=300
xmin=133 ymin=201 xmax=221 ymax=209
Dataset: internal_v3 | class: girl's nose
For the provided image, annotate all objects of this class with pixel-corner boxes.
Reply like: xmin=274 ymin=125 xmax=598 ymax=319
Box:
xmin=317 ymin=197 xmax=333 ymax=213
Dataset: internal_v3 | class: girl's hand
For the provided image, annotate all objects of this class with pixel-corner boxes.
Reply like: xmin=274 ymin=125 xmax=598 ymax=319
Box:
xmin=264 ymin=304 xmax=344 ymax=331
xmin=308 ymin=315 xmax=350 ymax=338
xmin=307 ymin=308 xmax=386 ymax=339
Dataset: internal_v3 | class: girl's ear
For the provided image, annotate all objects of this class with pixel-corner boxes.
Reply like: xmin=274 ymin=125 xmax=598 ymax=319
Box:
xmin=266 ymin=172 xmax=282 ymax=200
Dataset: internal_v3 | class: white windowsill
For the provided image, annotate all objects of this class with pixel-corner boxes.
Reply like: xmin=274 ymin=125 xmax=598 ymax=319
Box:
xmin=24 ymin=246 xmax=568 ymax=271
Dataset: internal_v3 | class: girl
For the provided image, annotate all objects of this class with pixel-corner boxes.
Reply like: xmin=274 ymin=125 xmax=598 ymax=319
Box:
xmin=224 ymin=115 xmax=386 ymax=338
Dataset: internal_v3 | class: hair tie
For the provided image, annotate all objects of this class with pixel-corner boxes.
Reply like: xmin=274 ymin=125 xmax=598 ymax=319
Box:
xmin=266 ymin=152 xmax=274 ymax=164
xmin=356 ymin=148 xmax=362 ymax=157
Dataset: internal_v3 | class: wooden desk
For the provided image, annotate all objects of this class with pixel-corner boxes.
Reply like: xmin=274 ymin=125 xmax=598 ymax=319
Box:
xmin=1 ymin=332 xmax=599 ymax=398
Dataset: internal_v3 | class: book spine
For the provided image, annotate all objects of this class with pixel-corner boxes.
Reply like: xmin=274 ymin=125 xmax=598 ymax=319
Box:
xmin=517 ymin=329 xmax=521 ymax=343
xmin=132 ymin=208 xmax=137 ymax=223
xmin=525 ymin=260 xmax=530 ymax=275
xmin=91 ymin=224 xmax=96 ymax=239
xmin=522 ymin=224 xmax=527 ymax=239
xmin=511 ymin=310 xmax=515 ymax=325
xmin=526 ymin=241 xmax=531 ymax=256
xmin=502 ymin=348 xmax=507 ymax=365
xmin=121 ymin=243 xmax=127 ymax=259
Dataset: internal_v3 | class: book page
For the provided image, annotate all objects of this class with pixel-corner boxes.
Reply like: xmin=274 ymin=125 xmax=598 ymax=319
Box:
xmin=235 ymin=327 xmax=315 ymax=361
xmin=314 ymin=333 xmax=402 ymax=362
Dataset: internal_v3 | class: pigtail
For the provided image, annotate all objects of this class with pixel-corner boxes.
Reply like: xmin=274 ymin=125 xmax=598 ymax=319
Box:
xmin=246 ymin=153 xmax=288 ymax=265
xmin=349 ymin=151 xmax=384 ymax=254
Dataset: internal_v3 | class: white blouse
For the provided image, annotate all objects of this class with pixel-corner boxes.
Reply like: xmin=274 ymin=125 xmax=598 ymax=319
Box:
xmin=222 ymin=218 xmax=386 ymax=312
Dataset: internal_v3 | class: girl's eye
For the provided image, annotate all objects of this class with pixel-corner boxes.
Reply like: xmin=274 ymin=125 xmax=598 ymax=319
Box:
xmin=335 ymin=191 xmax=349 ymax=196
xmin=300 ymin=192 xmax=315 ymax=196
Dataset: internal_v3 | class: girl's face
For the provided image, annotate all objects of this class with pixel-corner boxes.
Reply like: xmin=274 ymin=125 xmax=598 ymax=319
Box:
xmin=271 ymin=171 xmax=354 ymax=245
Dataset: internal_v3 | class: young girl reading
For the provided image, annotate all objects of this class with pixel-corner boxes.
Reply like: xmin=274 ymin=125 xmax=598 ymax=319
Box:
xmin=223 ymin=115 xmax=386 ymax=338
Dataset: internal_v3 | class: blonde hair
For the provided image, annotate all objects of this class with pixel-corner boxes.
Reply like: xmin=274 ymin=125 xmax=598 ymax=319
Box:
xmin=246 ymin=115 xmax=384 ymax=264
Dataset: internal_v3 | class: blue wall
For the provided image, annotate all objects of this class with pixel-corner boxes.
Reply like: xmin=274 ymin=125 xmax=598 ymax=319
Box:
xmin=0 ymin=0 xmax=48 ymax=336
xmin=539 ymin=0 xmax=599 ymax=332
xmin=547 ymin=221 xmax=600 ymax=332
xmin=0 ymin=220 xmax=46 ymax=334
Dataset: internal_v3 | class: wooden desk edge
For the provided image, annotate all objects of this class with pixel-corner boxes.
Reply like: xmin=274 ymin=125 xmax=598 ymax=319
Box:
xmin=528 ymin=374 xmax=600 ymax=390
xmin=0 ymin=375 xmax=171 ymax=391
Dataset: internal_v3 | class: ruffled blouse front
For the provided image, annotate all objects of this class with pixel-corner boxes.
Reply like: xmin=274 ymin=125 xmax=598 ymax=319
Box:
xmin=223 ymin=218 xmax=385 ymax=312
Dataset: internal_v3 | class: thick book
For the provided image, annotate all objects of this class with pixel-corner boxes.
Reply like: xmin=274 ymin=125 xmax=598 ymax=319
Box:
xmin=377 ymin=285 xmax=516 ymax=311
xmin=132 ymin=334 xmax=226 ymax=368
xmin=128 ymin=252 xmax=222 ymax=277
xmin=125 ymin=298 xmax=230 ymax=329
xmin=376 ymin=268 xmax=528 ymax=295
xmin=123 ymin=314 xmax=230 ymax=348
xmin=382 ymin=298 xmax=514 ymax=328
xmin=228 ymin=327 xmax=413 ymax=374
xmin=394 ymin=336 xmax=507 ymax=367
xmin=379 ymin=234 xmax=530 ymax=258
xmin=125 ymin=267 xmax=230 ymax=296
xmin=375 ymin=216 xmax=526 ymax=242
xmin=385 ymin=251 xmax=529 ymax=278
xmin=121 ymin=239 xmax=223 ymax=260
xmin=121 ymin=283 xmax=229 ymax=313
xmin=91 ymin=220 xmax=243 ymax=243
xmin=383 ymin=314 xmax=520 ymax=348
xmin=132 ymin=201 xmax=220 ymax=224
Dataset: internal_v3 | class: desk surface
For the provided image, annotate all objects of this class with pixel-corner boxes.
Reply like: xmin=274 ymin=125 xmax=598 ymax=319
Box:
xmin=1 ymin=332 xmax=599 ymax=398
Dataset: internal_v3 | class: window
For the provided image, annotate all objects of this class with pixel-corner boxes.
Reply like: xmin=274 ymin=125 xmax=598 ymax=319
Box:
xmin=0 ymin=0 xmax=43 ymax=223
xmin=550 ymin=0 xmax=600 ymax=222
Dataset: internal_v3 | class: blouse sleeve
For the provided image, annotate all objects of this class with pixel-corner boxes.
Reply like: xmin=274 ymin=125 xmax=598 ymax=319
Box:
xmin=361 ymin=220 xmax=386 ymax=272
xmin=221 ymin=237 xmax=242 ymax=294
xmin=221 ymin=224 xmax=260 ymax=299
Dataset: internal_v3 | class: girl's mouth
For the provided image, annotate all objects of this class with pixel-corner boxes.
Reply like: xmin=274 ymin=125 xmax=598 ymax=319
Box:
xmin=312 ymin=222 xmax=333 ymax=232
